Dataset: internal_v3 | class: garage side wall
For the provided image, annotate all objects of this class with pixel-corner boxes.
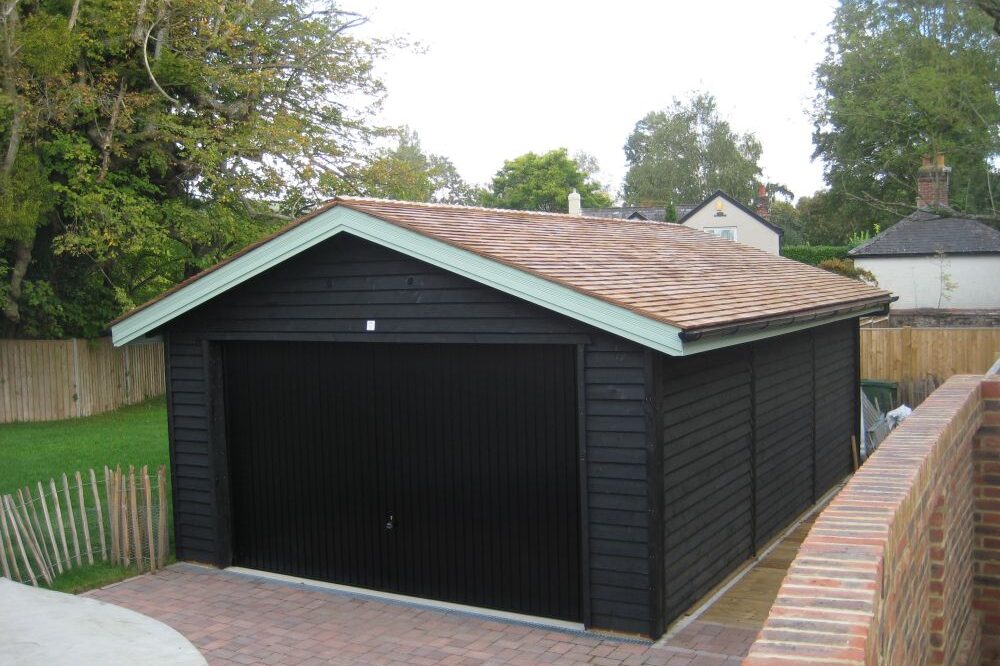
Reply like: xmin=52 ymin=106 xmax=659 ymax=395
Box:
xmin=161 ymin=233 xmax=656 ymax=635
xmin=660 ymin=318 xmax=858 ymax=627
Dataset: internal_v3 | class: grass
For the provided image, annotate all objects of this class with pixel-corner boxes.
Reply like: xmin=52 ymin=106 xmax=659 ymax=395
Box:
xmin=0 ymin=398 xmax=171 ymax=592
xmin=0 ymin=397 xmax=169 ymax=494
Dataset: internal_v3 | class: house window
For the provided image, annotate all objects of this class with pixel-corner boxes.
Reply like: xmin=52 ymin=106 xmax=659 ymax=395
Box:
xmin=706 ymin=227 xmax=737 ymax=241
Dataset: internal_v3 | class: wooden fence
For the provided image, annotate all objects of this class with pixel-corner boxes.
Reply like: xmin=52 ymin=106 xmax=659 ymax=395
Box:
xmin=0 ymin=337 xmax=164 ymax=423
xmin=861 ymin=327 xmax=1000 ymax=405
xmin=0 ymin=465 xmax=168 ymax=586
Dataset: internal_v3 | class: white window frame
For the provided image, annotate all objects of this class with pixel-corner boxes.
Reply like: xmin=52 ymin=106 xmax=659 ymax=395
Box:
xmin=706 ymin=227 xmax=738 ymax=242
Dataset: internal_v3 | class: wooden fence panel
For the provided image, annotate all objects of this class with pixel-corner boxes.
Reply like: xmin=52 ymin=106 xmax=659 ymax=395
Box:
xmin=861 ymin=327 xmax=1000 ymax=404
xmin=0 ymin=338 xmax=164 ymax=423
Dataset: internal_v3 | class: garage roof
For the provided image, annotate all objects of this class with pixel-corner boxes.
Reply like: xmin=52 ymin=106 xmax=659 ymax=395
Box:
xmin=111 ymin=197 xmax=891 ymax=355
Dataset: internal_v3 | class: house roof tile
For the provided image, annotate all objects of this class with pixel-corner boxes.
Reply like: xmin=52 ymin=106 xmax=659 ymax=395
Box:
xmin=849 ymin=209 xmax=1000 ymax=257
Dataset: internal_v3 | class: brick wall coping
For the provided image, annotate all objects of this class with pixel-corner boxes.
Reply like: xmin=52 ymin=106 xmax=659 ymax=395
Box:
xmin=744 ymin=374 xmax=992 ymax=665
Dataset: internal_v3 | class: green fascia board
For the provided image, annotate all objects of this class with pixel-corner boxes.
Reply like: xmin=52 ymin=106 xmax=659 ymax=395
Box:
xmin=680 ymin=305 xmax=883 ymax=355
xmin=111 ymin=205 xmax=873 ymax=356
xmin=111 ymin=206 xmax=687 ymax=353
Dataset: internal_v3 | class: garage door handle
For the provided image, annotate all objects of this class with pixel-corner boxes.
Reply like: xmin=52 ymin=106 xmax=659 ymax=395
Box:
xmin=385 ymin=514 xmax=395 ymax=531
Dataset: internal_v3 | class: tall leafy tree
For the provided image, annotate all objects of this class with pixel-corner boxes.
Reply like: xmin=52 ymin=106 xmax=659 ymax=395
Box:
xmin=354 ymin=128 xmax=479 ymax=204
xmin=813 ymin=0 xmax=1000 ymax=225
xmin=621 ymin=93 xmax=764 ymax=207
xmin=482 ymin=148 xmax=612 ymax=212
xmin=0 ymin=0 xmax=389 ymax=337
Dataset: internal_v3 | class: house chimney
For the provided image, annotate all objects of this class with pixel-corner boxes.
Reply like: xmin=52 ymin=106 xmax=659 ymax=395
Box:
xmin=568 ymin=189 xmax=582 ymax=216
xmin=755 ymin=183 xmax=770 ymax=220
xmin=916 ymin=152 xmax=951 ymax=208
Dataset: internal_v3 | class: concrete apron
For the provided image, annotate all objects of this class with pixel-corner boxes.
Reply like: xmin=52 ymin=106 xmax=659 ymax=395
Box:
xmin=0 ymin=578 xmax=206 ymax=665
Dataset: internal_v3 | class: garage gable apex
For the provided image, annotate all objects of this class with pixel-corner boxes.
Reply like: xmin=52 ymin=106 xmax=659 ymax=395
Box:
xmin=111 ymin=206 xmax=688 ymax=354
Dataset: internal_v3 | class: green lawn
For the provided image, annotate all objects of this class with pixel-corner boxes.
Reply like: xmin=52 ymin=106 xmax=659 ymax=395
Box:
xmin=0 ymin=398 xmax=169 ymax=494
xmin=0 ymin=398 xmax=172 ymax=592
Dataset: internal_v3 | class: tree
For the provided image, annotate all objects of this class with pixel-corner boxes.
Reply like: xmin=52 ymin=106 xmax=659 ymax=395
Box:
xmin=813 ymin=0 xmax=1000 ymax=225
xmin=768 ymin=201 xmax=807 ymax=245
xmin=354 ymin=128 xmax=479 ymax=204
xmin=974 ymin=0 xmax=1000 ymax=34
xmin=482 ymin=148 xmax=612 ymax=212
xmin=0 ymin=0 xmax=390 ymax=338
xmin=621 ymin=93 xmax=764 ymax=207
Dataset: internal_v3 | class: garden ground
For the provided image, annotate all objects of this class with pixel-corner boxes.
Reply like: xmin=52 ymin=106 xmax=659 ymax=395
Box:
xmin=0 ymin=398 xmax=170 ymax=592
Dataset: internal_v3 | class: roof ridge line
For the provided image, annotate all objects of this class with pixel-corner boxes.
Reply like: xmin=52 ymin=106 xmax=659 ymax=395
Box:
xmin=335 ymin=196 xmax=677 ymax=226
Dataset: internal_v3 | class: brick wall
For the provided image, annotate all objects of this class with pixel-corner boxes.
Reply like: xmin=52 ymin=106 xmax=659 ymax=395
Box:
xmin=744 ymin=373 xmax=1000 ymax=665
xmin=977 ymin=376 xmax=1000 ymax=661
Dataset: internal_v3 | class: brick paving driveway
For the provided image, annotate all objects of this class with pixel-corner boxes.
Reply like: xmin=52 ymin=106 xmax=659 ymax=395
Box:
xmin=85 ymin=565 xmax=753 ymax=665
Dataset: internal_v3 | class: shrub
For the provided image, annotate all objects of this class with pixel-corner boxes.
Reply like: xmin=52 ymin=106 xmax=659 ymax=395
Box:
xmin=781 ymin=245 xmax=850 ymax=266
xmin=818 ymin=258 xmax=878 ymax=286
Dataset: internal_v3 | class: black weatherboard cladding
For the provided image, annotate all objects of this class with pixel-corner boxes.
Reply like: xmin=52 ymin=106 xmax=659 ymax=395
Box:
xmin=661 ymin=346 xmax=754 ymax=625
xmin=163 ymin=233 xmax=655 ymax=635
xmin=659 ymin=319 xmax=857 ymax=627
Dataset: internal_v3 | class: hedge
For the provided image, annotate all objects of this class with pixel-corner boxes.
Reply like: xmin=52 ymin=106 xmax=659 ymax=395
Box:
xmin=781 ymin=245 xmax=850 ymax=266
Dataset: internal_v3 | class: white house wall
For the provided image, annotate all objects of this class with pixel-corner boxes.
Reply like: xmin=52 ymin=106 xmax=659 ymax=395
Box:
xmin=680 ymin=197 xmax=780 ymax=254
xmin=853 ymin=255 xmax=1000 ymax=309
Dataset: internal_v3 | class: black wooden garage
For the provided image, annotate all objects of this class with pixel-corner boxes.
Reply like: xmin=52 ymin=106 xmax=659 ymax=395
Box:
xmin=111 ymin=197 xmax=892 ymax=638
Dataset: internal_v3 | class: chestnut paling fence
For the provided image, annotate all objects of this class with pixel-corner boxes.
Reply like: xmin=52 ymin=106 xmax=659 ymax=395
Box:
xmin=0 ymin=465 xmax=169 ymax=586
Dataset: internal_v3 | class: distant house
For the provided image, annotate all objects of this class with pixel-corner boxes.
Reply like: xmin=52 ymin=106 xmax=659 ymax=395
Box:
xmin=849 ymin=155 xmax=1000 ymax=311
xmin=577 ymin=187 xmax=782 ymax=254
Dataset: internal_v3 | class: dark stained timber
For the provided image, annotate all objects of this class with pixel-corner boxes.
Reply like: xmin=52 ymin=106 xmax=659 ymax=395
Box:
xmin=223 ymin=341 xmax=581 ymax=621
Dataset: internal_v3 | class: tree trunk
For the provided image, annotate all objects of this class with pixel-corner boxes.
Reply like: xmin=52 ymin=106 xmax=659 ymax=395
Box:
xmin=1 ymin=1 xmax=30 ymax=326
xmin=67 ymin=0 xmax=82 ymax=30
xmin=3 ymin=235 xmax=34 ymax=326
xmin=97 ymin=81 xmax=127 ymax=183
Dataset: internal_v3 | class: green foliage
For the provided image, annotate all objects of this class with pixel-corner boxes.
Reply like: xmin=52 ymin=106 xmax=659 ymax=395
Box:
xmin=847 ymin=224 xmax=880 ymax=248
xmin=0 ymin=151 xmax=52 ymax=243
xmin=813 ymin=0 xmax=1000 ymax=225
xmin=768 ymin=200 xmax=807 ymax=245
xmin=818 ymin=258 xmax=878 ymax=286
xmin=356 ymin=128 xmax=479 ymax=204
xmin=622 ymin=92 xmax=763 ymax=206
xmin=20 ymin=12 xmax=76 ymax=78
xmin=0 ymin=0 xmax=394 ymax=338
xmin=781 ymin=245 xmax=851 ymax=266
xmin=482 ymin=148 xmax=612 ymax=212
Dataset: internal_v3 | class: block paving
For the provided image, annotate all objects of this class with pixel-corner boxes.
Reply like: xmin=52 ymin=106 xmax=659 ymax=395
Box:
xmin=86 ymin=564 xmax=753 ymax=665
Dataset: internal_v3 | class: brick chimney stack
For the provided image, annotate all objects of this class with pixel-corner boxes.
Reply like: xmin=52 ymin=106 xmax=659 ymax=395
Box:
xmin=755 ymin=184 xmax=770 ymax=220
xmin=916 ymin=153 xmax=951 ymax=208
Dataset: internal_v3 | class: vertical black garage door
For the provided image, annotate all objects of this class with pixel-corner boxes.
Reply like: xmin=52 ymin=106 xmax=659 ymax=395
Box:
xmin=223 ymin=342 xmax=581 ymax=621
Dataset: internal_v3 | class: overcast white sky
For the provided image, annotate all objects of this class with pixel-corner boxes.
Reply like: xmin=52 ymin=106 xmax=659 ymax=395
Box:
xmin=352 ymin=1 xmax=838 ymax=203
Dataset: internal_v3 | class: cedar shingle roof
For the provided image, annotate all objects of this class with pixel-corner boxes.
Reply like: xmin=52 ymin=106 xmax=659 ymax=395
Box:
xmin=849 ymin=209 xmax=1000 ymax=257
xmin=338 ymin=198 xmax=888 ymax=332
xmin=112 ymin=197 xmax=890 ymax=336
